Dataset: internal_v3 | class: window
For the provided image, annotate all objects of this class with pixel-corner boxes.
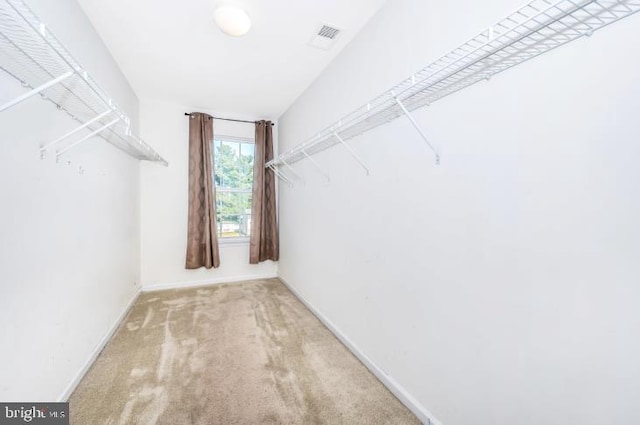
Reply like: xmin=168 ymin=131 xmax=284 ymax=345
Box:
xmin=213 ymin=137 xmax=254 ymax=240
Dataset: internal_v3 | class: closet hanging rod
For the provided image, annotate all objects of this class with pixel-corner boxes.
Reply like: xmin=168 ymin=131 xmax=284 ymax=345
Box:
xmin=183 ymin=113 xmax=274 ymax=126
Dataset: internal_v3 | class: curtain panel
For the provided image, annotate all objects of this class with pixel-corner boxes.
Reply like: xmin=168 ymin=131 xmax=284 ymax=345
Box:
xmin=250 ymin=120 xmax=279 ymax=263
xmin=185 ymin=113 xmax=220 ymax=269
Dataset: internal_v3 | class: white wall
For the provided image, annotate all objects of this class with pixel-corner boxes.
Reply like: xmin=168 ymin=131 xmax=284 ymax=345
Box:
xmin=0 ymin=0 xmax=143 ymax=401
xmin=277 ymin=1 xmax=640 ymax=424
xmin=139 ymin=100 xmax=277 ymax=290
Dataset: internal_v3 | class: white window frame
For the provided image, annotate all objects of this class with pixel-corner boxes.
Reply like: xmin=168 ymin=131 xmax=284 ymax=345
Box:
xmin=213 ymin=134 xmax=255 ymax=245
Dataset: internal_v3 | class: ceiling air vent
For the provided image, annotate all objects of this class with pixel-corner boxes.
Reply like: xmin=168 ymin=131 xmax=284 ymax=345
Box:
xmin=309 ymin=24 xmax=341 ymax=50
xmin=318 ymin=25 xmax=340 ymax=39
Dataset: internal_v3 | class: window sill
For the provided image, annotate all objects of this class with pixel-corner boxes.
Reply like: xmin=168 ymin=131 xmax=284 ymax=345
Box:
xmin=219 ymin=238 xmax=250 ymax=246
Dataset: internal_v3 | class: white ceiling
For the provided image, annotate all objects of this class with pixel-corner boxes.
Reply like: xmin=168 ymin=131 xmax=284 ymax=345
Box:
xmin=76 ymin=0 xmax=386 ymax=119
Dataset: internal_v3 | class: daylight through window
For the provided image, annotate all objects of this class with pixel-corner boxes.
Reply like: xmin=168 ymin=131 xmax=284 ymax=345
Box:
xmin=213 ymin=137 xmax=254 ymax=239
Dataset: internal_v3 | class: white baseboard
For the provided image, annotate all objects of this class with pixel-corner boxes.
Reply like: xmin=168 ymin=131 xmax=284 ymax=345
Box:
xmin=278 ymin=276 xmax=441 ymax=425
xmin=142 ymin=273 xmax=279 ymax=292
xmin=58 ymin=288 xmax=140 ymax=402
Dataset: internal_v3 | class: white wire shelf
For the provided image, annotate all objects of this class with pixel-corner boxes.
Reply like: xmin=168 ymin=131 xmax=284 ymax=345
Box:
xmin=267 ymin=0 xmax=640 ymax=179
xmin=0 ymin=0 xmax=168 ymax=166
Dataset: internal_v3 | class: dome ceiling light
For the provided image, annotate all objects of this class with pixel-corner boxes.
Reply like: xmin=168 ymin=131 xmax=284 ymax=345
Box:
xmin=214 ymin=6 xmax=251 ymax=37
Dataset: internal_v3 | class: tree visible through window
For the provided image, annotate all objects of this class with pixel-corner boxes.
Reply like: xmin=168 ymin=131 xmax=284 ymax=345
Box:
xmin=213 ymin=137 xmax=254 ymax=239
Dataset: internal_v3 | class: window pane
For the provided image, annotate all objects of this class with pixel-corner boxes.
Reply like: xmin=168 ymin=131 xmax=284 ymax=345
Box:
xmin=213 ymin=138 xmax=255 ymax=239
xmin=215 ymin=191 xmax=252 ymax=238
xmin=241 ymin=142 xmax=255 ymax=164
xmin=214 ymin=140 xmax=254 ymax=190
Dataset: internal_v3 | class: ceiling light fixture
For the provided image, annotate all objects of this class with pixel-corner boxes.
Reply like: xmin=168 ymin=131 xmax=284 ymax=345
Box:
xmin=214 ymin=6 xmax=251 ymax=37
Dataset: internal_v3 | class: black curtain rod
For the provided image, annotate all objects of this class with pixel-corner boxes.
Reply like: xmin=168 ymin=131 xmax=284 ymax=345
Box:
xmin=184 ymin=113 xmax=274 ymax=126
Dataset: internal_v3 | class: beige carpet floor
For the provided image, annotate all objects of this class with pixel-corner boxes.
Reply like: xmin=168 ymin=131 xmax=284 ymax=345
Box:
xmin=69 ymin=278 xmax=421 ymax=425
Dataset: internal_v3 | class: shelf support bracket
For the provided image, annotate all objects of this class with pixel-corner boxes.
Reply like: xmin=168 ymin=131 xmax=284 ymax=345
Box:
xmin=40 ymin=110 xmax=112 ymax=152
xmin=0 ymin=71 xmax=74 ymax=112
xmin=393 ymin=96 xmax=440 ymax=165
xmin=281 ymin=159 xmax=304 ymax=183
xmin=56 ymin=116 xmax=121 ymax=158
xmin=333 ymin=131 xmax=369 ymax=175
xmin=269 ymin=164 xmax=294 ymax=188
xmin=302 ymin=150 xmax=330 ymax=182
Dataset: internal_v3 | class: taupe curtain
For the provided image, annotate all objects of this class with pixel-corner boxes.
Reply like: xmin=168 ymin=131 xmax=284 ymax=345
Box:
xmin=250 ymin=121 xmax=279 ymax=263
xmin=185 ymin=113 xmax=220 ymax=269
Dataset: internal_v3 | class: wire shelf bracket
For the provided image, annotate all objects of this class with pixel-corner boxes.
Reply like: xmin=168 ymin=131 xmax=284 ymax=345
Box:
xmin=56 ymin=116 xmax=121 ymax=159
xmin=333 ymin=131 xmax=370 ymax=175
xmin=269 ymin=164 xmax=294 ymax=188
xmin=0 ymin=0 xmax=168 ymax=166
xmin=392 ymin=96 xmax=440 ymax=165
xmin=303 ymin=150 xmax=331 ymax=182
xmin=0 ymin=70 xmax=73 ymax=112
xmin=281 ymin=159 xmax=305 ymax=184
xmin=39 ymin=109 xmax=112 ymax=153
xmin=267 ymin=0 xmax=640 ymax=181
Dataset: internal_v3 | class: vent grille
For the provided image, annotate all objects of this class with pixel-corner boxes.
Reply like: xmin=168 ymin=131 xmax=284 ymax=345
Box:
xmin=309 ymin=24 xmax=341 ymax=50
xmin=317 ymin=25 xmax=340 ymax=39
